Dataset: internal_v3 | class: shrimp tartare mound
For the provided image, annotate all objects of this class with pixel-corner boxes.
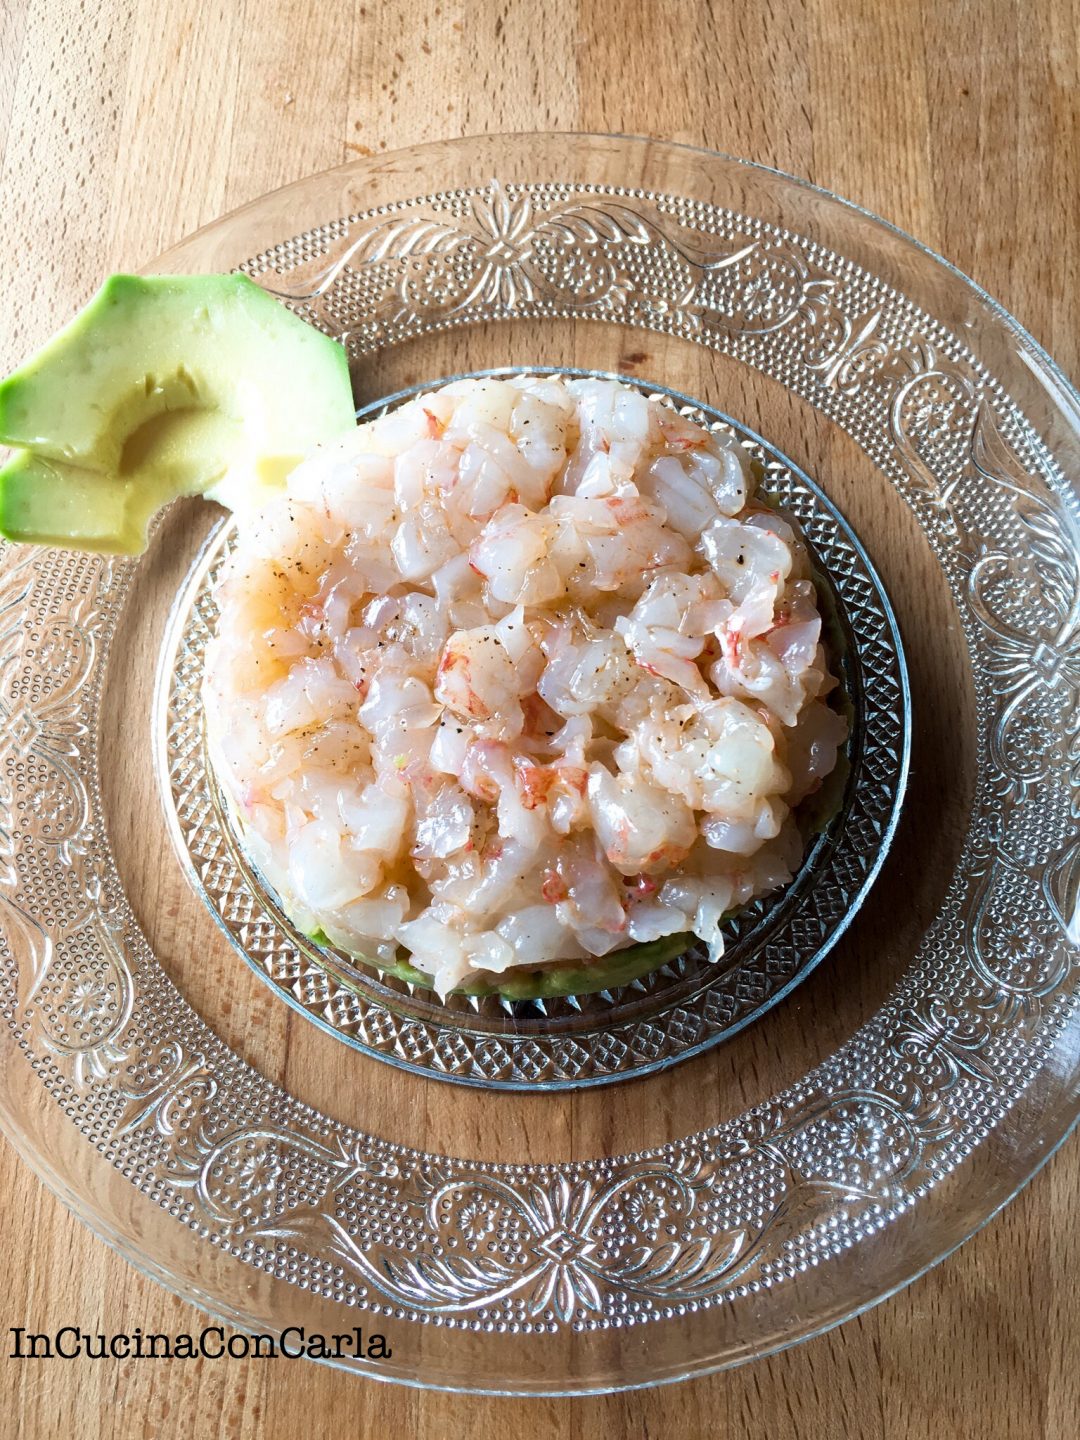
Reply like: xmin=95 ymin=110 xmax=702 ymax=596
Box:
xmin=204 ymin=377 xmax=847 ymax=995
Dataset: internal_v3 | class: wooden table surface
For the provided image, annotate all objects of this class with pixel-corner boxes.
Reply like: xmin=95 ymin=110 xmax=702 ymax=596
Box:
xmin=1 ymin=1 xmax=1077 ymax=1436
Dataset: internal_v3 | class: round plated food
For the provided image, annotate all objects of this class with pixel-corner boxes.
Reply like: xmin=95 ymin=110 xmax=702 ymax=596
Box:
xmin=204 ymin=375 xmax=848 ymax=997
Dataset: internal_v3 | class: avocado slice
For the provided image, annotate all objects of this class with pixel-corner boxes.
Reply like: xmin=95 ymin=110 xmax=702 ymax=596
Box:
xmin=0 ymin=273 xmax=355 ymax=553
xmin=0 ymin=450 xmax=152 ymax=555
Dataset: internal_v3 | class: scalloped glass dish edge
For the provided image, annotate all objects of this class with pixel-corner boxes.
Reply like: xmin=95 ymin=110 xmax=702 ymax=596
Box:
xmin=0 ymin=133 xmax=1075 ymax=1394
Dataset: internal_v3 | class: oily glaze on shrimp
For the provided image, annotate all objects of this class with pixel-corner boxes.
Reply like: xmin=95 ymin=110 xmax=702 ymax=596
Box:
xmin=204 ymin=376 xmax=847 ymax=995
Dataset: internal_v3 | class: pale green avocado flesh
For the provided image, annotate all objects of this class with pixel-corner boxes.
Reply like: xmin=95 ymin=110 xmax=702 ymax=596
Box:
xmin=306 ymin=925 xmax=700 ymax=1001
xmin=0 ymin=273 xmax=355 ymax=553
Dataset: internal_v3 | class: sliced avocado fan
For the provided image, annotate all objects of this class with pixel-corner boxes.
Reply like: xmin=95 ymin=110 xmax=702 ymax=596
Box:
xmin=0 ymin=273 xmax=355 ymax=554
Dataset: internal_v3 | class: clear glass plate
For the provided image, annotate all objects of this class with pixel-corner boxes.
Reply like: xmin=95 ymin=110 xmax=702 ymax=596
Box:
xmin=0 ymin=133 xmax=1076 ymax=1394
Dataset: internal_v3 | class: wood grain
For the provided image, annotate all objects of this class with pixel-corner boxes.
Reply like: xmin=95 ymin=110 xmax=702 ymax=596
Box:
xmin=1 ymin=1 xmax=1078 ymax=1436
